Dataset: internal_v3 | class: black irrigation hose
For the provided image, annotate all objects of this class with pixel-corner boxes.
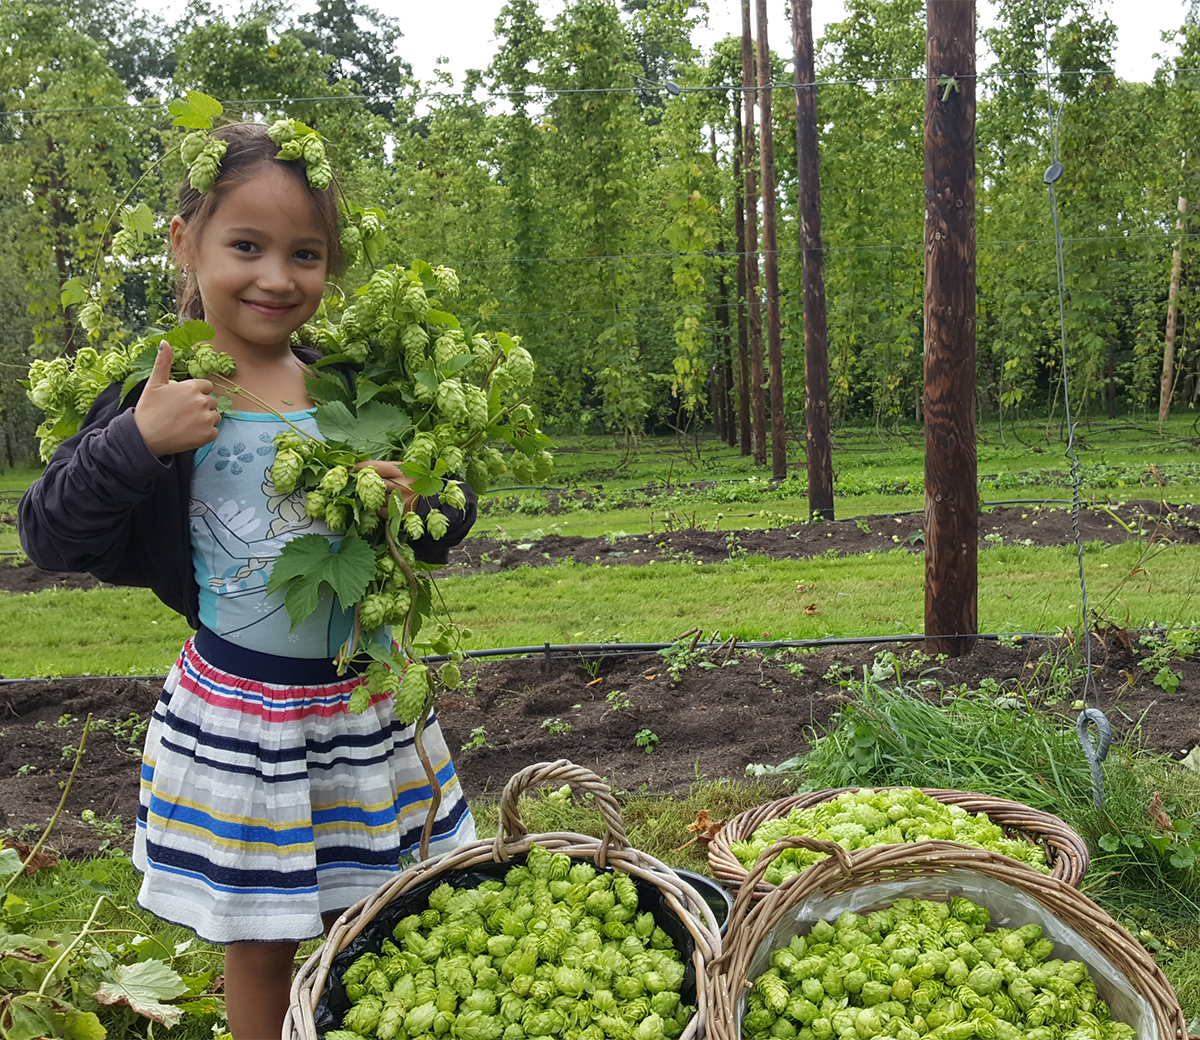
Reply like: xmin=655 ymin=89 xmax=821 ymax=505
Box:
xmin=0 ymin=632 xmax=1045 ymax=682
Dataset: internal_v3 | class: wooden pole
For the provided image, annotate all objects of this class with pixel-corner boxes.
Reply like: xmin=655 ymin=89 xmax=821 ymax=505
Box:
xmin=755 ymin=0 xmax=786 ymax=480
xmin=1161 ymin=193 xmax=1187 ymax=424
xmin=712 ymin=128 xmax=737 ymax=447
xmin=792 ymin=0 xmax=834 ymax=520
xmin=732 ymin=101 xmax=752 ymax=456
xmin=741 ymin=0 xmax=767 ymax=467
xmin=924 ymin=0 xmax=977 ymax=657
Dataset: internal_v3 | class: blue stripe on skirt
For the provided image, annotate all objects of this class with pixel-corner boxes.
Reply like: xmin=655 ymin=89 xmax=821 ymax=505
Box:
xmin=132 ymin=632 xmax=476 ymax=945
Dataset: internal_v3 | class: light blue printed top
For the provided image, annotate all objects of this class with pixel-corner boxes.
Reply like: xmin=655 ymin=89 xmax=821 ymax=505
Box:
xmin=190 ymin=409 xmax=354 ymax=658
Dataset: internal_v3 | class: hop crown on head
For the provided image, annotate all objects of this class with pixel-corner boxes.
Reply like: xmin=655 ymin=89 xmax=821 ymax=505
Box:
xmin=169 ymin=91 xmax=333 ymax=193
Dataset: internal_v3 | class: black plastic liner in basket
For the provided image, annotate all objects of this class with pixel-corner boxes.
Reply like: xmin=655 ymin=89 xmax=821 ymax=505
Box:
xmin=314 ymin=856 xmax=699 ymax=1036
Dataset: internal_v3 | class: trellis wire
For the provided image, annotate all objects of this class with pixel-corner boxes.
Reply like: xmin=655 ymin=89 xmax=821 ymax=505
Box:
xmin=1040 ymin=0 xmax=1110 ymax=809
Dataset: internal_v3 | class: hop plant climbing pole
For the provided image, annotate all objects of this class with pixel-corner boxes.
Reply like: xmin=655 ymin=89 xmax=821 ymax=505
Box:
xmin=924 ymin=0 xmax=977 ymax=657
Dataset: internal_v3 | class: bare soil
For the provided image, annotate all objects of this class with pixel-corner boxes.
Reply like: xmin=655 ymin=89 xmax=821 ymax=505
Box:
xmin=2 ymin=635 xmax=1198 ymax=862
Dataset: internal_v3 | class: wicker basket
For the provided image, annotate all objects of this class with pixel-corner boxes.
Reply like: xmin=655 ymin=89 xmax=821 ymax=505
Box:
xmin=706 ymin=836 xmax=1186 ymax=1040
xmin=707 ymin=786 xmax=1089 ymax=901
xmin=285 ymin=759 xmax=723 ymax=1040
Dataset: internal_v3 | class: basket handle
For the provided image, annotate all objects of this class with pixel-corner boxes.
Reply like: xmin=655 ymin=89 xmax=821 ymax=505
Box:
xmin=493 ymin=759 xmax=630 ymax=866
xmin=723 ymin=835 xmax=852 ymax=950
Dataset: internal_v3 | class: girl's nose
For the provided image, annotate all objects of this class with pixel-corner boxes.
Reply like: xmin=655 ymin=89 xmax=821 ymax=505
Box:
xmin=256 ymin=256 xmax=296 ymax=292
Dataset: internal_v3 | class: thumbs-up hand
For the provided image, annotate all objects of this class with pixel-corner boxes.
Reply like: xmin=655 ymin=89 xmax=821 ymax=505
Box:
xmin=133 ymin=342 xmax=221 ymax=457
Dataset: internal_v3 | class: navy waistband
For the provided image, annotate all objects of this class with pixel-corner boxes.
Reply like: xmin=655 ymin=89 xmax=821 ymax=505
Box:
xmin=193 ymin=626 xmax=367 ymax=685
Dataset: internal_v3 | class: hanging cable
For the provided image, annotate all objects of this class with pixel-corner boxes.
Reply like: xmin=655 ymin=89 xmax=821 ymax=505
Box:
xmin=1040 ymin=0 xmax=1109 ymax=809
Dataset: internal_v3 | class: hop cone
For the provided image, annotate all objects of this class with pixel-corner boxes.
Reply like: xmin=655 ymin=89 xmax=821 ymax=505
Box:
xmin=271 ymin=450 xmax=303 ymax=494
xmin=613 ymin=873 xmax=638 ymax=909
xmin=320 ymin=465 xmax=349 ymax=495
xmin=425 ymin=509 xmax=450 ymax=541
xmin=180 ymin=131 xmax=207 ymax=165
xmin=402 ymin=511 xmax=425 ymax=540
xmin=396 ymin=663 xmax=429 ymax=724
xmin=440 ymin=481 xmax=468 ymax=513
xmin=266 ymin=119 xmax=294 ymax=144
xmin=439 ymin=661 xmax=461 ymax=690
xmin=385 ymin=590 xmax=412 ymax=625
xmin=302 ymin=136 xmax=326 ymax=165
xmin=435 ymin=380 xmax=468 ymax=424
xmin=463 ymin=386 xmax=489 ymax=431
xmin=359 ymin=593 xmax=389 ymax=631
xmin=325 ymin=500 xmax=351 ymax=532
xmin=304 ymin=490 xmax=326 ymax=518
xmin=402 ymin=323 xmax=429 ymax=374
xmin=756 ymin=974 xmax=789 ymax=1015
xmin=355 ymin=467 xmax=387 ymax=512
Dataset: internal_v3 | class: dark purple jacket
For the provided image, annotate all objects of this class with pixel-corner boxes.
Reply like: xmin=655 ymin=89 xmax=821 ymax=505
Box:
xmin=19 ymin=350 xmax=475 ymax=629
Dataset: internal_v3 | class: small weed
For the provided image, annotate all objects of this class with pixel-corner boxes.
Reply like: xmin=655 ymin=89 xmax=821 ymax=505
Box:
xmin=541 ymin=717 xmax=572 ymax=735
xmin=15 ymin=764 xmax=37 ymax=778
xmin=461 ymin=726 xmax=490 ymax=751
xmin=725 ymin=532 xmax=747 ymax=560
xmin=54 ymin=713 xmax=74 ymax=728
xmin=635 ymin=729 xmax=660 ymax=754
xmin=60 ymin=744 xmax=77 ymax=763
xmin=854 ymin=517 xmax=872 ymax=535
xmin=606 ymin=689 xmax=632 ymax=712
xmin=79 ymin=809 xmax=123 ymax=837
xmin=785 ymin=662 xmax=806 ymax=678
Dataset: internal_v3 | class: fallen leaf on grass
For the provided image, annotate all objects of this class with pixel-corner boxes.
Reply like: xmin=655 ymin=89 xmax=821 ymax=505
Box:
xmin=93 ymin=960 xmax=189 ymax=1027
xmin=796 ymin=584 xmax=810 ymax=594
xmin=1148 ymin=790 xmax=1173 ymax=832
xmin=672 ymin=810 xmax=727 ymax=851
xmin=2 ymin=840 xmax=58 ymax=877
xmin=803 ymin=603 xmax=821 ymax=615
xmin=1181 ymin=747 xmax=1200 ymax=773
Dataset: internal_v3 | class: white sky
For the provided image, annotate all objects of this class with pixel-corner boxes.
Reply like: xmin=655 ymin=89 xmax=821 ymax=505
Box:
xmin=378 ymin=0 xmax=1188 ymax=88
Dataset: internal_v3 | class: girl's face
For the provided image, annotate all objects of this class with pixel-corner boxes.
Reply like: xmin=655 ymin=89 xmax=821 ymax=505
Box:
xmin=171 ymin=164 xmax=329 ymax=356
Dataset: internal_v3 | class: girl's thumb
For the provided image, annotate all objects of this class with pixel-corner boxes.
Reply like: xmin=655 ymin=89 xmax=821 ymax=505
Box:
xmin=148 ymin=341 xmax=173 ymax=386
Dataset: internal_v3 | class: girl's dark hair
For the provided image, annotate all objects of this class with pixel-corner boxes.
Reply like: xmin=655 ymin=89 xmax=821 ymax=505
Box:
xmin=175 ymin=122 xmax=344 ymax=321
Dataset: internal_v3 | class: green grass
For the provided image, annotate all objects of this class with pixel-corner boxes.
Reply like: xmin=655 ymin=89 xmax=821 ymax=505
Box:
xmin=0 ymin=586 xmax=193 ymax=676
xmin=4 ymin=541 xmax=1200 ymax=676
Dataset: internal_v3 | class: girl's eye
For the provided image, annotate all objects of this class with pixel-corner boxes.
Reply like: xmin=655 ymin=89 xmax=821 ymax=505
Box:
xmin=232 ymin=240 xmax=259 ymax=253
xmin=295 ymin=249 xmax=323 ymax=262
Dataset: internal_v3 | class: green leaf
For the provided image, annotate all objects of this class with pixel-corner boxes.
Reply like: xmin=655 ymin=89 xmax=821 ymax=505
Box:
xmin=162 ymin=320 xmax=216 ymax=351
xmin=1169 ymin=846 xmax=1196 ymax=870
xmin=315 ymin=400 xmax=410 ymax=455
xmin=122 ymin=203 xmax=155 ymax=235
xmin=425 ymin=309 xmax=461 ymax=329
xmin=168 ymin=91 xmax=223 ymax=129
xmin=1097 ymin=833 xmax=1120 ymax=852
xmin=304 ymin=371 xmax=351 ymax=406
xmin=2 ymin=994 xmax=60 ymax=1040
xmin=0 ymin=846 xmax=22 ymax=876
xmin=355 ymin=378 xmax=386 ymax=407
xmin=63 ymin=1009 xmax=107 ymax=1040
xmin=439 ymin=353 xmax=474 ymax=375
xmin=265 ymin=533 xmax=376 ymax=630
xmin=93 ymin=959 xmax=188 ymax=1026
xmin=60 ymin=278 xmax=88 ymax=307
xmin=412 ymin=258 xmax=437 ymax=288
xmin=413 ymin=363 xmax=439 ymax=394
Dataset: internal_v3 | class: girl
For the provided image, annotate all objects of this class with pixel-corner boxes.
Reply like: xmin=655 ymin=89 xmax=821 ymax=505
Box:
xmin=19 ymin=123 xmax=477 ymax=1039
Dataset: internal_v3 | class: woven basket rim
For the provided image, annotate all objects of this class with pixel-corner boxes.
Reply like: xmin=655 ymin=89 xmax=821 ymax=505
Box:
xmin=705 ymin=838 xmax=1186 ymax=1040
xmin=284 ymin=760 xmax=724 ymax=1040
xmin=707 ymin=784 xmax=1090 ymax=898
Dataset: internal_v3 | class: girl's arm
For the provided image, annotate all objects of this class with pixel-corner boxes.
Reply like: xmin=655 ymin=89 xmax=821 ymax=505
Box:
xmin=19 ymin=383 xmax=170 ymax=576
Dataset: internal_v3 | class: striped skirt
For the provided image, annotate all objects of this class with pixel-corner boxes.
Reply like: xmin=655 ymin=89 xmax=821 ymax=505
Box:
xmin=132 ymin=629 xmax=475 ymax=945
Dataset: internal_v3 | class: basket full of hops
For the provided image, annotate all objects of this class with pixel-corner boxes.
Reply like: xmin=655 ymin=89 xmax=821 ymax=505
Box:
xmin=285 ymin=760 xmax=723 ymax=1040
xmin=707 ymin=787 xmax=1089 ymax=903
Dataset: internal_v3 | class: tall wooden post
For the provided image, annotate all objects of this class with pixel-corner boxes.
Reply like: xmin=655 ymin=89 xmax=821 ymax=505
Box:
xmin=924 ymin=1 xmax=977 ymax=657
xmin=792 ymin=0 xmax=834 ymax=519
xmin=756 ymin=0 xmax=786 ymax=480
xmin=732 ymin=102 xmax=752 ymax=456
xmin=1161 ymin=193 xmax=1187 ymax=424
xmin=741 ymin=0 xmax=767 ymax=467
xmin=712 ymin=127 xmax=737 ymax=448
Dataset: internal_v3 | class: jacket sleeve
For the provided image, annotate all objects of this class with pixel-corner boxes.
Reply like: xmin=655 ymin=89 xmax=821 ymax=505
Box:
xmin=18 ymin=382 xmax=170 ymax=580
xmin=410 ymin=481 xmax=478 ymax=565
